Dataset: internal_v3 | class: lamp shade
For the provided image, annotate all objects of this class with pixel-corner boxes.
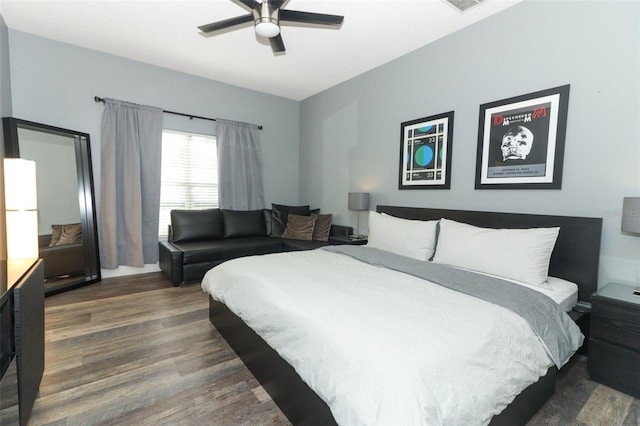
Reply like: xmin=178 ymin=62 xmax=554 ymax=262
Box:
xmin=622 ymin=197 xmax=640 ymax=234
xmin=348 ymin=192 xmax=369 ymax=211
xmin=4 ymin=158 xmax=39 ymax=259
xmin=4 ymin=158 xmax=37 ymax=210
xmin=6 ymin=210 xmax=38 ymax=259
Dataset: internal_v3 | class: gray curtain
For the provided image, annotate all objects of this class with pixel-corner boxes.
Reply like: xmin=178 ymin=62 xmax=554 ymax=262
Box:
xmin=100 ymin=98 xmax=163 ymax=268
xmin=216 ymin=119 xmax=265 ymax=210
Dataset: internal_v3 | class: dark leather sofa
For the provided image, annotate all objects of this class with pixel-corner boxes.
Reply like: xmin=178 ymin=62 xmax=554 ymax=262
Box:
xmin=38 ymin=234 xmax=85 ymax=280
xmin=159 ymin=208 xmax=351 ymax=285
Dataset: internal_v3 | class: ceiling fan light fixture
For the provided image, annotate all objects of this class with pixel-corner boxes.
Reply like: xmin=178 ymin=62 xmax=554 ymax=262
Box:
xmin=255 ymin=20 xmax=279 ymax=38
xmin=253 ymin=1 xmax=280 ymax=38
xmin=198 ymin=0 xmax=344 ymax=54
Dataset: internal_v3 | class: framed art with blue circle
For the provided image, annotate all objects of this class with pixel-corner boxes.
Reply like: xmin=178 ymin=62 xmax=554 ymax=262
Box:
xmin=399 ymin=111 xmax=454 ymax=189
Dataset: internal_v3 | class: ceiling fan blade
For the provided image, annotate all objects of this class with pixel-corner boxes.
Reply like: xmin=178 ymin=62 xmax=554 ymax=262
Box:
xmin=198 ymin=14 xmax=254 ymax=33
xmin=279 ymin=9 xmax=344 ymax=27
xmin=234 ymin=0 xmax=257 ymax=9
xmin=269 ymin=34 xmax=286 ymax=53
xmin=270 ymin=0 xmax=288 ymax=9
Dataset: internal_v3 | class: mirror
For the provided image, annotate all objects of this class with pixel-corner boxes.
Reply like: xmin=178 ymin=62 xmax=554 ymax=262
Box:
xmin=3 ymin=118 xmax=100 ymax=295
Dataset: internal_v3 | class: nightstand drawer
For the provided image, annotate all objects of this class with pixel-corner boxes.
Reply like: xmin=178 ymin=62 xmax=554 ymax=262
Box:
xmin=592 ymin=298 xmax=640 ymax=327
xmin=589 ymin=339 xmax=640 ymax=398
xmin=591 ymin=316 xmax=640 ymax=352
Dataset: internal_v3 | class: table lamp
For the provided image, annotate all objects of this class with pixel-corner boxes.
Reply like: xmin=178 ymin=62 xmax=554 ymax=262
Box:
xmin=348 ymin=192 xmax=369 ymax=240
xmin=4 ymin=158 xmax=38 ymax=259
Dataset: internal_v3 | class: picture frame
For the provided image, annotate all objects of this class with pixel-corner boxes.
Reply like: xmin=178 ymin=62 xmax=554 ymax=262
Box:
xmin=475 ymin=85 xmax=570 ymax=190
xmin=398 ymin=111 xmax=454 ymax=190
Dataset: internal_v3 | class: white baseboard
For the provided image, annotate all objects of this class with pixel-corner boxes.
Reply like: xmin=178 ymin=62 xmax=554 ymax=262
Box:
xmin=101 ymin=263 xmax=160 ymax=279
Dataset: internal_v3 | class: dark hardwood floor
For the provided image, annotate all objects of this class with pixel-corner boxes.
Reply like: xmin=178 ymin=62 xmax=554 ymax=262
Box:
xmin=29 ymin=272 xmax=639 ymax=425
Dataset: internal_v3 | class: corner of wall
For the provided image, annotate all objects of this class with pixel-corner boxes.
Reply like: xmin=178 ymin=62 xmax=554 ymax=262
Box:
xmin=0 ymin=13 xmax=12 ymax=260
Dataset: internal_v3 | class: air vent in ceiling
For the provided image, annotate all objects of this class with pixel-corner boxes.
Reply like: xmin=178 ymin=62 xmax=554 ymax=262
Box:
xmin=443 ymin=0 xmax=487 ymax=12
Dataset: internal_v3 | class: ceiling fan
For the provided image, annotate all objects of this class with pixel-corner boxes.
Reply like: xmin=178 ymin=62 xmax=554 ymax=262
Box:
xmin=198 ymin=0 xmax=344 ymax=54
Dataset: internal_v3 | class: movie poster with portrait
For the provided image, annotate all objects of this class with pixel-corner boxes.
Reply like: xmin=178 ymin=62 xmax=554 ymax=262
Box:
xmin=399 ymin=111 xmax=454 ymax=190
xmin=475 ymin=85 xmax=570 ymax=189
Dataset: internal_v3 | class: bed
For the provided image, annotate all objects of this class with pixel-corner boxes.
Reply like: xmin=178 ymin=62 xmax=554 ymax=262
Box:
xmin=201 ymin=206 xmax=602 ymax=425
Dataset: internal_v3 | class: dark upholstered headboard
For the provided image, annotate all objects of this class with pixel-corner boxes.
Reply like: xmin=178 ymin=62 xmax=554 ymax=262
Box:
xmin=377 ymin=205 xmax=603 ymax=303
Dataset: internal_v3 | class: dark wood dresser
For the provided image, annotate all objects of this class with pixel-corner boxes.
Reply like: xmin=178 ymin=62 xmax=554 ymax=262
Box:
xmin=0 ymin=259 xmax=44 ymax=426
xmin=588 ymin=282 xmax=640 ymax=398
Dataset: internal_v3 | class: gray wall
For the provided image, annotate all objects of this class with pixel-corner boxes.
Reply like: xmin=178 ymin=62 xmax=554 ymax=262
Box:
xmin=7 ymin=30 xmax=301 ymax=209
xmin=0 ymin=13 xmax=10 ymax=260
xmin=0 ymin=14 xmax=10 ymax=118
xmin=299 ymin=0 xmax=640 ymax=287
xmin=6 ymin=30 xmax=301 ymax=274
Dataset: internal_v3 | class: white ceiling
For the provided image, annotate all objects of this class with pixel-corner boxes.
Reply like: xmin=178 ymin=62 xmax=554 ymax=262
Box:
xmin=0 ymin=0 xmax=520 ymax=101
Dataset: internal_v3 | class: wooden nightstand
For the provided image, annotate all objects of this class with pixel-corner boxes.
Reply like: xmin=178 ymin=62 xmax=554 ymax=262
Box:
xmin=588 ymin=282 xmax=640 ymax=397
xmin=328 ymin=235 xmax=367 ymax=246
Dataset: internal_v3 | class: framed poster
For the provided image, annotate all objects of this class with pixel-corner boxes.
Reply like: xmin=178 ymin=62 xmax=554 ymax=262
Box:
xmin=399 ymin=111 xmax=454 ymax=190
xmin=475 ymin=85 xmax=570 ymax=189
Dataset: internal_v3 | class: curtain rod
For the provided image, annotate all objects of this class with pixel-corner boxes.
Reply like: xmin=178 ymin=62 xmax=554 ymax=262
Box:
xmin=93 ymin=96 xmax=263 ymax=130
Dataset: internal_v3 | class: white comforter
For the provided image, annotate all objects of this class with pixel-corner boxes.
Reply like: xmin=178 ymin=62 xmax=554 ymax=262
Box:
xmin=201 ymin=249 xmax=556 ymax=426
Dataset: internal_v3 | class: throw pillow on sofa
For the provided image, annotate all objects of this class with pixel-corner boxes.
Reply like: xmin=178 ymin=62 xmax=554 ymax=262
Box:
xmin=49 ymin=223 xmax=82 ymax=246
xmin=282 ymin=214 xmax=317 ymax=241
xmin=49 ymin=224 xmax=63 ymax=247
xmin=222 ymin=209 xmax=268 ymax=238
xmin=271 ymin=203 xmax=310 ymax=237
xmin=311 ymin=213 xmax=332 ymax=241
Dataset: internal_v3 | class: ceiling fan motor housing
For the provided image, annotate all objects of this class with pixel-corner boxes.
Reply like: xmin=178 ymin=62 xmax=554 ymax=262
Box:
xmin=253 ymin=1 xmax=280 ymax=38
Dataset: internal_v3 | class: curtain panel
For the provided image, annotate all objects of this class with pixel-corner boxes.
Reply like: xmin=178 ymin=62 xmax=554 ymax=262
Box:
xmin=216 ymin=119 xmax=265 ymax=210
xmin=100 ymin=99 xmax=163 ymax=268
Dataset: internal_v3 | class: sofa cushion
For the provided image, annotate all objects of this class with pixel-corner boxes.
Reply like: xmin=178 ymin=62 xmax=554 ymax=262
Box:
xmin=312 ymin=213 xmax=332 ymax=241
xmin=175 ymin=238 xmax=285 ymax=265
xmin=171 ymin=209 xmax=224 ymax=243
xmin=58 ymin=223 xmax=83 ymax=245
xmin=271 ymin=204 xmax=310 ymax=237
xmin=50 ymin=226 xmax=62 ymax=246
xmin=263 ymin=209 xmax=273 ymax=236
xmin=282 ymin=239 xmax=331 ymax=251
xmin=40 ymin=242 xmax=85 ymax=278
xmin=39 ymin=234 xmax=52 ymax=249
xmin=282 ymin=214 xmax=317 ymax=241
xmin=222 ymin=209 xmax=268 ymax=238
xmin=50 ymin=223 xmax=82 ymax=246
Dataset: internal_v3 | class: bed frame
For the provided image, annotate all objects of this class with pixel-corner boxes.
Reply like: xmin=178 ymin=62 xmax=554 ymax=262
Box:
xmin=208 ymin=206 xmax=603 ymax=425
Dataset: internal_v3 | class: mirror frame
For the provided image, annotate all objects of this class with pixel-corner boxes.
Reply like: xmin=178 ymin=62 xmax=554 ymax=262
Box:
xmin=2 ymin=117 xmax=101 ymax=295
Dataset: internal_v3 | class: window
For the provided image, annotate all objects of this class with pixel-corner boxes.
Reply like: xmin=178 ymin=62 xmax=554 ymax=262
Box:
xmin=158 ymin=130 xmax=218 ymax=240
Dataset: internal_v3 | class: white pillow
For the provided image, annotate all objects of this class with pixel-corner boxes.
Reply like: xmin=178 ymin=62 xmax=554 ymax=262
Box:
xmin=432 ymin=218 xmax=560 ymax=287
xmin=366 ymin=211 xmax=438 ymax=260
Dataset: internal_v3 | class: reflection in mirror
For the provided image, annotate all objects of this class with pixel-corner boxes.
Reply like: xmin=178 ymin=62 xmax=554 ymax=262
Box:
xmin=3 ymin=118 xmax=101 ymax=295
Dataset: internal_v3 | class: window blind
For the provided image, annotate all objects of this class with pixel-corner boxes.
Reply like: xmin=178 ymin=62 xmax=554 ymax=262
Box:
xmin=158 ymin=130 xmax=218 ymax=240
